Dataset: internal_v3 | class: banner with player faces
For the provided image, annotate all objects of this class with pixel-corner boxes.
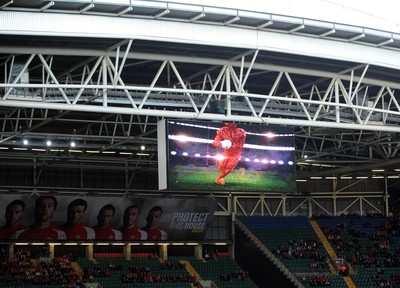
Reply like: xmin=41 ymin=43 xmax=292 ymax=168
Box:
xmin=0 ymin=194 xmax=217 ymax=241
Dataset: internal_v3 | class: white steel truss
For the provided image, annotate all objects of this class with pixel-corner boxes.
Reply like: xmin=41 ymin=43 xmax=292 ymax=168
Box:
xmin=2 ymin=47 xmax=400 ymax=130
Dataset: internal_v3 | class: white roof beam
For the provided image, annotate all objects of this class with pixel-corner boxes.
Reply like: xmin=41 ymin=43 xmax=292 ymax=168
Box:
xmin=319 ymin=29 xmax=335 ymax=37
xmin=80 ymin=3 xmax=94 ymax=14
xmin=40 ymin=1 xmax=54 ymax=12
xmin=190 ymin=12 xmax=205 ymax=22
xmin=377 ymin=38 xmax=393 ymax=47
xmin=224 ymin=16 xmax=240 ymax=25
xmin=2 ymin=99 xmax=400 ymax=133
xmin=117 ymin=6 xmax=133 ymax=16
xmin=256 ymin=20 xmax=273 ymax=29
xmin=2 ymin=45 xmax=400 ymax=90
xmin=289 ymin=24 xmax=305 ymax=33
xmin=349 ymin=33 xmax=365 ymax=42
xmin=3 ymin=11 xmax=400 ymax=71
xmin=0 ymin=0 xmax=13 ymax=9
xmin=154 ymin=9 xmax=170 ymax=19
xmin=2 ymin=82 xmax=400 ymax=120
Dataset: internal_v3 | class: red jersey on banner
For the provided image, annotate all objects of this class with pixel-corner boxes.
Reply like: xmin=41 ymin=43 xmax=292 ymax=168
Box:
xmin=14 ymin=225 xmax=66 ymax=240
xmin=60 ymin=223 xmax=95 ymax=240
xmin=93 ymin=226 xmax=122 ymax=240
xmin=121 ymin=226 xmax=147 ymax=241
xmin=0 ymin=223 xmax=23 ymax=239
xmin=146 ymin=228 xmax=167 ymax=240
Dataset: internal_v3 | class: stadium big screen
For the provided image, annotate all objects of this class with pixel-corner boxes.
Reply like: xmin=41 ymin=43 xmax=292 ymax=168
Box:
xmin=158 ymin=119 xmax=297 ymax=193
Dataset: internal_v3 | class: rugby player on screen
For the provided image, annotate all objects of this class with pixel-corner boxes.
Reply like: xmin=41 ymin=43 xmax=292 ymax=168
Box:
xmin=212 ymin=122 xmax=246 ymax=185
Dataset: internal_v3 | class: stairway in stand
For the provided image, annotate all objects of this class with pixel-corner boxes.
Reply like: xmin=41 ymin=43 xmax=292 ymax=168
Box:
xmin=71 ymin=261 xmax=84 ymax=279
xmin=309 ymin=219 xmax=357 ymax=288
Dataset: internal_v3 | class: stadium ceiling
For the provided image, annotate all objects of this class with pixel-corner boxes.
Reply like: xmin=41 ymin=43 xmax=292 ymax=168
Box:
xmin=2 ymin=0 xmax=400 ymax=191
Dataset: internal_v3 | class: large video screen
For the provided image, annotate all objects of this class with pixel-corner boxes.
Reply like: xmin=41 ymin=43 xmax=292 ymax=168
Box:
xmin=158 ymin=119 xmax=297 ymax=193
xmin=0 ymin=194 xmax=216 ymax=241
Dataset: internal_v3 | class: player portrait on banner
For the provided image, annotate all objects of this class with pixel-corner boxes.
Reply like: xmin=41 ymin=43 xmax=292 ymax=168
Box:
xmin=13 ymin=196 xmax=66 ymax=240
xmin=0 ymin=200 xmax=25 ymax=239
xmin=120 ymin=205 xmax=147 ymax=241
xmin=93 ymin=204 xmax=122 ymax=240
xmin=212 ymin=122 xmax=246 ymax=185
xmin=142 ymin=206 xmax=168 ymax=240
xmin=60 ymin=198 xmax=95 ymax=240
